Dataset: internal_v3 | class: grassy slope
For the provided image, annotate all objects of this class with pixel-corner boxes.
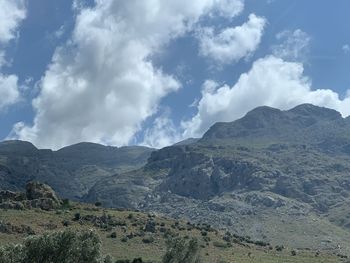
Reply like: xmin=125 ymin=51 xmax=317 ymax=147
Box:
xmin=0 ymin=204 xmax=342 ymax=263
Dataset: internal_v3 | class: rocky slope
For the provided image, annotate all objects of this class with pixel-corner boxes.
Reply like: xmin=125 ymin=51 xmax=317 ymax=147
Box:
xmin=85 ymin=104 xmax=350 ymax=254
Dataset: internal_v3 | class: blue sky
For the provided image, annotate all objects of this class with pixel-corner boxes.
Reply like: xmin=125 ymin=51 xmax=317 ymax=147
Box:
xmin=0 ymin=0 xmax=350 ymax=149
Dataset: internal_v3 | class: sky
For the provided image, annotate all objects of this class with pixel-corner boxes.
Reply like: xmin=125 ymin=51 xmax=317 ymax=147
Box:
xmin=0 ymin=0 xmax=350 ymax=150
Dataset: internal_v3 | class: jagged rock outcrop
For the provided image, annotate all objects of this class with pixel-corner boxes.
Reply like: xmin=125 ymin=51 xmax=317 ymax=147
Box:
xmin=26 ymin=181 xmax=60 ymax=203
xmin=0 ymin=181 xmax=61 ymax=210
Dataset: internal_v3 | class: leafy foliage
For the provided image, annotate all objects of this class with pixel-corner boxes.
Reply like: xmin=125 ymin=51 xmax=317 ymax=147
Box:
xmin=0 ymin=229 xmax=110 ymax=263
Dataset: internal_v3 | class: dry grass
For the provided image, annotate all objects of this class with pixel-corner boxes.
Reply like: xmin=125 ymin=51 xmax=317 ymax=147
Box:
xmin=0 ymin=203 xmax=343 ymax=263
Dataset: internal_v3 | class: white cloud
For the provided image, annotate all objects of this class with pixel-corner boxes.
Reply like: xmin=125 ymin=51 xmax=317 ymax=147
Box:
xmin=0 ymin=74 xmax=20 ymax=110
xmin=197 ymin=14 xmax=266 ymax=65
xmin=212 ymin=0 xmax=244 ymax=19
xmin=141 ymin=113 xmax=182 ymax=149
xmin=183 ymin=55 xmax=350 ymax=138
xmin=0 ymin=0 xmax=26 ymax=111
xmin=0 ymin=0 xmax=26 ymax=44
xmin=273 ymin=29 xmax=311 ymax=61
xmin=343 ymin=44 xmax=350 ymax=54
xmin=13 ymin=0 xmax=245 ymax=149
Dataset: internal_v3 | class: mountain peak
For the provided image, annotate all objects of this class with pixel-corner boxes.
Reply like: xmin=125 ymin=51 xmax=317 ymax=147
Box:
xmin=57 ymin=142 xmax=111 ymax=153
xmin=202 ymin=104 xmax=345 ymax=142
xmin=288 ymin=104 xmax=341 ymax=120
xmin=0 ymin=140 xmax=38 ymax=154
xmin=245 ymin=105 xmax=282 ymax=116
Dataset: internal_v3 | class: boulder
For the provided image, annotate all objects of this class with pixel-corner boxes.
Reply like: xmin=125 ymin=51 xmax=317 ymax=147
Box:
xmin=28 ymin=198 xmax=60 ymax=211
xmin=0 ymin=182 xmax=61 ymax=211
xmin=0 ymin=201 xmax=25 ymax=210
xmin=0 ymin=190 xmax=26 ymax=202
xmin=26 ymin=181 xmax=60 ymax=203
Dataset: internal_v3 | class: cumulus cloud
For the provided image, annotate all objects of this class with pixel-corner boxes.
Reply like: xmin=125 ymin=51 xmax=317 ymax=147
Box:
xmin=272 ymin=29 xmax=311 ymax=61
xmin=183 ymin=55 xmax=350 ymax=137
xmin=197 ymin=14 xmax=266 ymax=65
xmin=212 ymin=0 xmax=244 ymax=19
xmin=0 ymin=0 xmax=26 ymax=111
xmin=13 ymin=0 xmax=245 ymax=149
xmin=141 ymin=112 xmax=182 ymax=149
xmin=0 ymin=0 xmax=26 ymax=44
xmin=0 ymin=75 xmax=20 ymax=109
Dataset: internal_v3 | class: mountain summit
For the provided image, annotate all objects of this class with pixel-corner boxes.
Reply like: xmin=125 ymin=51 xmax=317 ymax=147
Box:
xmin=202 ymin=104 xmax=348 ymax=147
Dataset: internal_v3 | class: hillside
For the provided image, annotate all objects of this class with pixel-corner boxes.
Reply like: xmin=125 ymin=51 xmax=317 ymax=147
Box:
xmin=0 ymin=185 xmax=342 ymax=262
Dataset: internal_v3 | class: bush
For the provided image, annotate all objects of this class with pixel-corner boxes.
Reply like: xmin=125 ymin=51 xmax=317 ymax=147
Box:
xmin=142 ymin=236 xmax=154 ymax=244
xmin=74 ymin=212 xmax=81 ymax=221
xmin=0 ymin=229 xmax=110 ymax=263
xmin=62 ymin=220 xmax=71 ymax=227
xmin=275 ymin=245 xmax=284 ymax=252
xmin=213 ymin=241 xmax=230 ymax=248
xmin=127 ymin=213 xmax=134 ymax=220
xmin=103 ymin=255 xmax=113 ymax=263
xmin=162 ymin=237 xmax=201 ymax=263
xmin=61 ymin=199 xmax=71 ymax=209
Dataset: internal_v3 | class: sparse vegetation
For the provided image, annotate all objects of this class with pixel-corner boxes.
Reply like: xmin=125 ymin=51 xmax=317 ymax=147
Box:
xmin=0 ymin=203 xmax=342 ymax=262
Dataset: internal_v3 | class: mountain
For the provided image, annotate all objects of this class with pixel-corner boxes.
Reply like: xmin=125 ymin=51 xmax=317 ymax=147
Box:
xmin=2 ymin=104 xmax=350 ymax=255
xmin=84 ymin=104 xmax=350 ymax=254
xmin=0 ymin=140 xmax=154 ymax=200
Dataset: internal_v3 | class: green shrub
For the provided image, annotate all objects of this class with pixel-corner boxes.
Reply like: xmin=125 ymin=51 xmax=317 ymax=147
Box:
xmin=275 ymin=245 xmax=284 ymax=252
xmin=0 ymin=244 xmax=24 ymax=263
xmin=213 ymin=241 xmax=230 ymax=248
xmin=103 ymin=255 xmax=113 ymax=263
xmin=0 ymin=229 xmax=110 ymax=263
xmin=142 ymin=236 xmax=155 ymax=244
xmin=61 ymin=199 xmax=72 ymax=210
xmin=162 ymin=237 xmax=201 ymax=263
xmin=74 ymin=212 xmax=81 ymax=221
